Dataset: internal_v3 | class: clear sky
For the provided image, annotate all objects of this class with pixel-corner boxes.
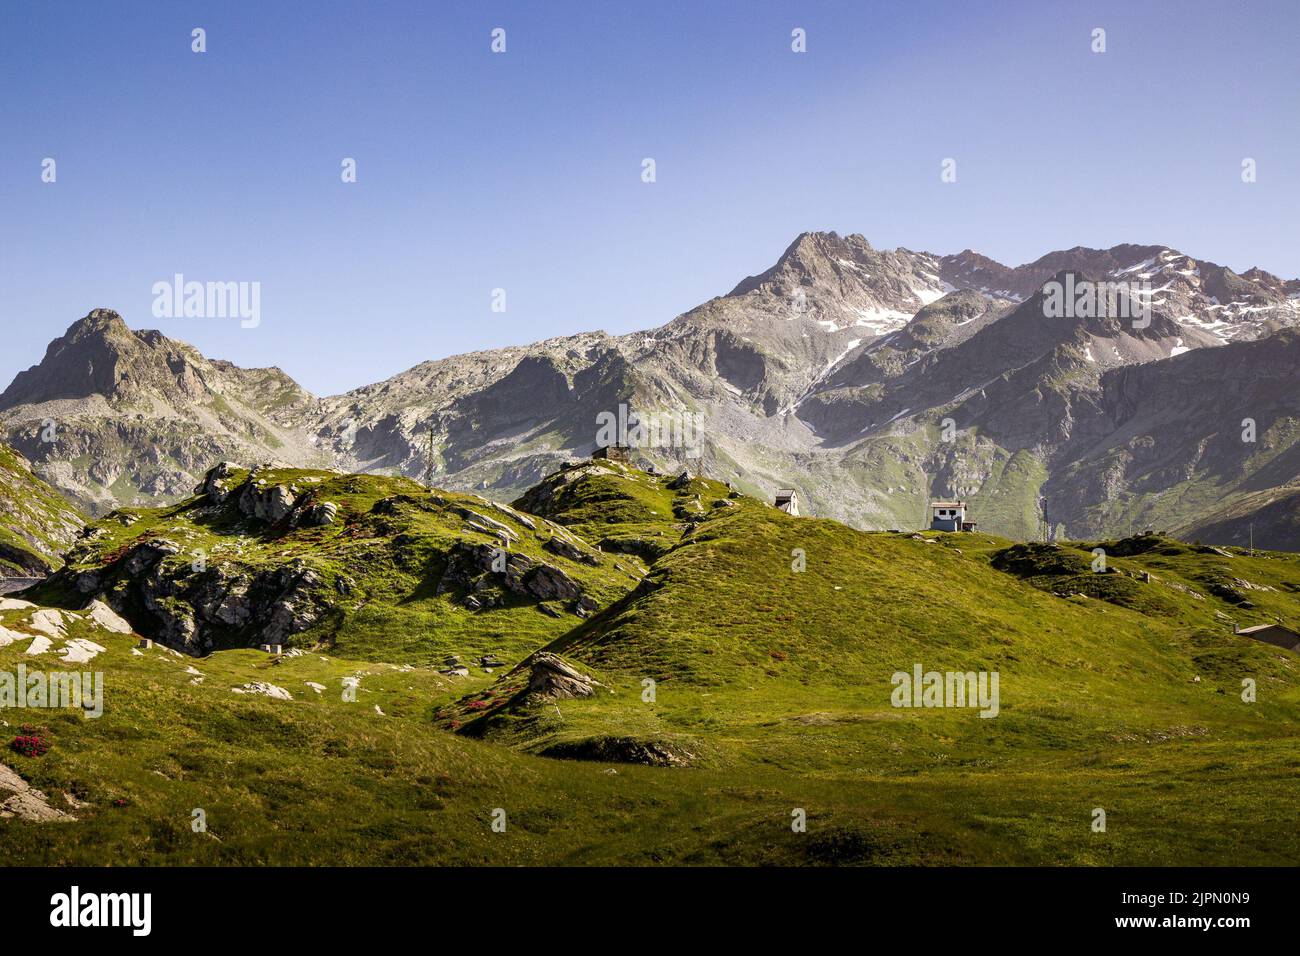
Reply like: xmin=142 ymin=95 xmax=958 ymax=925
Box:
xmin=3 ymin=0 xmax=1297 ymax=397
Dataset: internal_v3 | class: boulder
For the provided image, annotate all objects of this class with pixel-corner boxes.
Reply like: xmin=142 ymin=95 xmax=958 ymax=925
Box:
xmin=523 ymin=653 xmax=600 ymax=700
xmin=231 ymin=682 xmax=294 ymax=700
xmin=84 ymin=600 xmax=132 ymax=634
xmin=301 ymin=501 xmax=339 ymax=526
xmin=525 ymin=563 xmax=584 ymax=603
xmin=238 ymin=482 xmax=297 ymax=524
xmin=543 ymin=535 xmax=599 ymax=565
xmin=439 ymin=542 xmax=537 ymax=594
xmin=195 ymin=461 xmax=241 ymax=503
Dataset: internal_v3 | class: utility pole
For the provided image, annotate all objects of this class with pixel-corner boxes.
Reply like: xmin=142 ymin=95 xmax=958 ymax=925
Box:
xmin=1250 ymin=522 xmax=1254 ymax=555
xmin=423 ymin=426 xmax=436 ymax=487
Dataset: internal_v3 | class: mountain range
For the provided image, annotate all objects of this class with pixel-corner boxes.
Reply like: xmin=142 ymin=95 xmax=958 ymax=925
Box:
xmin=4 ymin=231 xmax=1299 ymax=549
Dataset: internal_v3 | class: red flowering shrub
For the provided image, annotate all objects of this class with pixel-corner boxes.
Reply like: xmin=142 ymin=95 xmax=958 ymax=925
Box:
xmin=11 ymin=725 xmax=50 ymax=757
xmin=466 ymin=700 xmax=490 ymax=711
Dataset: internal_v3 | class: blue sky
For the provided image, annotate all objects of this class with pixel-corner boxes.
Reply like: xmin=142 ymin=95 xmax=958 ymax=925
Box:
xmin=3 ymin=0 xmax=1297 ymax=396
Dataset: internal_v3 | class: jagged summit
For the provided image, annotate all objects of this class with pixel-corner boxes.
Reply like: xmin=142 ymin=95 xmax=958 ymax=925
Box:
xmin=0 ymin=311 xmax=319 ymax=514
xmin=728 ymin=231 xmax=877 ymax=296
xmin=1 ymin=309 xmax=142 ymax=408
xmin=68 ymin=307 xmax=129 ymax=334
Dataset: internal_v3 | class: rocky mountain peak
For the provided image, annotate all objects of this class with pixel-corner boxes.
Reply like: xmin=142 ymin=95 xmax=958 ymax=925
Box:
xmin=0 ymin=309 xmax=150 ymax=409
xmin=0 ymin=311 xmax=322 ymax=513
xmin=5 ymin=234 xmax=1300 ymax=545
xmin=71 ymin=307 xmax=130 ymax=336
xmin=728 ymin=231 xmax=877 ymax=295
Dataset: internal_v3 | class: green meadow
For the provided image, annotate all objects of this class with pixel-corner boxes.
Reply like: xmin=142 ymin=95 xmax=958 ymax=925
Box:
xmin=2 ymin=460 xmax=1297 ymax=865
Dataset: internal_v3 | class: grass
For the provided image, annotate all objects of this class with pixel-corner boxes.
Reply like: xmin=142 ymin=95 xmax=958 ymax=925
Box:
xmin=0 ymin=442 xmax=85 ymax=574
xmin=31 ymin=465 xmax=639 ymax=662
xmin=2 ymin=460 xmax=1299 ymax=865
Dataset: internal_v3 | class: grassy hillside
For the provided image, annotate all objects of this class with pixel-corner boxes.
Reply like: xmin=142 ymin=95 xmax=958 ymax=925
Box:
xmin=441 ymin=489 xmax=1300 ymax=864
xmin=3 ymin=460 xmax=1299 ymax=865
xmin=30 ymin=464 xmax=639 ymax=663
xmin=0 ymin=442 xmax=84 ymax=576
xmin=1174 ymin=486 xmax=1300 ymax=553
xmin=513 ymin=459 xmax=735 ymax=559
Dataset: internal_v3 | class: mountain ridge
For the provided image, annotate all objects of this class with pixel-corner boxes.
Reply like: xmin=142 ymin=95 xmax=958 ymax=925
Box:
xmin=5 ymin=233 xmax=1300 ymax=549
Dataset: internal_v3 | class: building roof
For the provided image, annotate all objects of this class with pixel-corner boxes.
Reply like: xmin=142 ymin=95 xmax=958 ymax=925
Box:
xmin=1237 ymin=623 xmax=1299 ymax=636
xmin=775 ymin=489 xmax=797 ymax=499
xmin=931 ymin=500 xmax=966 ymax=508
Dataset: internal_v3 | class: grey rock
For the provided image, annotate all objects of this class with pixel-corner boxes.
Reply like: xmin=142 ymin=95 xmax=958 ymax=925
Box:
xmin=238 ymin=482 xmax=297 ymax=524
xmin=543 ymin=535 xmax=599 ymax=565
xmin=522 ymin=653 xmax=600 ymax=701
xmin=301 ymin=501 xmax=339 ymax=526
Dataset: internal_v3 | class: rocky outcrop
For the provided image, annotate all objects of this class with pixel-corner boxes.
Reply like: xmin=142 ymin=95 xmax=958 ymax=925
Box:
xmin=193 ymin=463 xmax=340 ymax=530
xmin=85 ymin=600 xmax=133 ymax=633
xmin=123 ymin=538 xmax=182 ymax=576
xmin=231 ymin=682 xmax=294 ymax=700
xmin=0 ymin=763 xmax=76 ymax=822
xmin=238 ymin=481 xmax=297 ymax=524
xmin=452 ymin=506 xmax=518 ymax=543
xmin=540 ymin=736 xmax=692 ymax=767
xmin=522 ymin=653 xmax=600 ymax=701
xmin=437 ymin=542 xmax=597 ymax=615
xmin=195 ymin=461 xmax=241 ymax=503
xmin=543 ymin=535 xmax=598 ymax=565
xmin=301 ymin=501 xmax=339 ymax=526
xmin=42 ymin=537 xmax=339 ymax=654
